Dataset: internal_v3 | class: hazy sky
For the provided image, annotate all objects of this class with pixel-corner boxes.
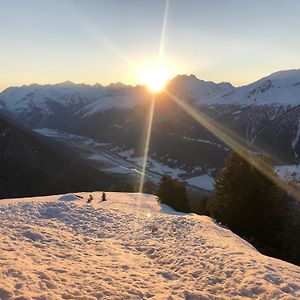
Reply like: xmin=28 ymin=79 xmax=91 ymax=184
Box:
xmin=1 ymin=0 xmax=300 ymax=91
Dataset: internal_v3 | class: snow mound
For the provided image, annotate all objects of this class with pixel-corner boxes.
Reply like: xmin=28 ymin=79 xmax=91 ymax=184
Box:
xmin=58 ymin=194 xmax=79 ymax=201
xmin=0 ymin=192 xmax=300 ymax=299
xmin=22 ymin=230 xmax=44 ymax=241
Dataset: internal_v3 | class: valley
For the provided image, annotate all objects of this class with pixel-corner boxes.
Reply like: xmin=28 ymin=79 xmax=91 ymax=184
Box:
xmin=1 ymin=70 xmax=299 ymax=194
xmin=34 ymin=128 xmax=213 ymax=193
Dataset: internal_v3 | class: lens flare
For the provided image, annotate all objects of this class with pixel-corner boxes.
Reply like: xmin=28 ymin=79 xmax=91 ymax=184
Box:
xmin=139 ymin=94 xmax=156 ymax=193
xmin=140 ymin=65 xmax=170 ymax=92
xmin=134 ymin=0 xmax=169 ymax=235
xmin=138 ymin=0 xmax=170 ymax=194
xmin=164 ymin=90 xmax=300 ymax=201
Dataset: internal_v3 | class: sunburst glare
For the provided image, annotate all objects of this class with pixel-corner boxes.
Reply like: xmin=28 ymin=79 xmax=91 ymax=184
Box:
xmin=164 ymin=90 xmax=300 ymax=202
xmin=139 ymin=64 xmax=171 ymax=93
xmin=138 ymin=94 xmax=156 ymax=193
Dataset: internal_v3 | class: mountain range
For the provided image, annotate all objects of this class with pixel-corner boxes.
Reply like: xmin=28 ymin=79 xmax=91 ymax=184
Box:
xmin=1 ymin=69 xmax=299 ymax=195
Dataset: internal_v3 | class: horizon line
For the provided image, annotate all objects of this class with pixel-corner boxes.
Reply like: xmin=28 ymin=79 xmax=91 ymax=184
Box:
xmin=1 ymin=67 xmax=300 ymax=93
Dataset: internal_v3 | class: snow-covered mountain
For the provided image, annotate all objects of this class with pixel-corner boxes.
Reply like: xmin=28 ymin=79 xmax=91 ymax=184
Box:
xmin=166 ymin=74 xmax=235 ymax=104
xmin=1 ymin=192 xmax=300 ymax=299
xmin=1 ymin=69 xmax=299 ymax=126
xmin=221 ymin=69 xmax=300 ymax=106
xmin=75 ymin=85 xmax=149 ymax=117
xmin=0 ymin=81 xmax=100 ymax=112
xmin=0 ymin=82 xmax=147 ymax=127
xmin=1 ymin=69 xmax=299 ymax=183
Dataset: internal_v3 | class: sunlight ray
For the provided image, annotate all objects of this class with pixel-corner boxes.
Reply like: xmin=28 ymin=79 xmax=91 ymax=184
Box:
xmin=138 ymin=0 xmax=170 ymax=194
xmin=158 ymin=0 xmax=170 ymax=64
xmin=165 ymin=90 xmax=300 ymax=201
xmin=68 ymin=2 xmax=137 ymax=70
xmin=133 ymin=0 xmax=170 ymax=234
xmin=132 ymin=95 xmax=156 ymax=235
xmin=138 ymin=94 xmax=156 ymax=193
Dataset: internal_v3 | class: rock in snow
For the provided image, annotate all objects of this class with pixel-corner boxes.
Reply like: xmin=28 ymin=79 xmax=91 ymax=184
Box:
xmin=0 ymin=192 xmax=300 ymax=299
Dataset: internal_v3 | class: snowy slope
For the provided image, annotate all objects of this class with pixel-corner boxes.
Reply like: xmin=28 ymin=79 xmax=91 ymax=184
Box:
xmin=167 ymin=74 xmax=234 ymax=104
xmin=221 ymin=69 xmax=300 ymax=106
xmin=0 ymin=82 xmax=150 ymax=128
xmin=1 ymin=192 xmax=300 ymax=299
xmin=275 ymin=165 xmax=300 ymax=183
xmin=167 ymin=69 xmax=300 ymax=106
xmin=76 ymin=86 xmax=149 ymax=117
xmin=186 ymin=174 xmax=215 ymax=191
xmin=0 ymin=82 xmax=102 ymax=114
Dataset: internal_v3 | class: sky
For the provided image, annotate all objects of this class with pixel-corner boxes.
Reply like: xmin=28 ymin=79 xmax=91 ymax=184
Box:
xmin=1 ymin=0 xmax=300 ymax=91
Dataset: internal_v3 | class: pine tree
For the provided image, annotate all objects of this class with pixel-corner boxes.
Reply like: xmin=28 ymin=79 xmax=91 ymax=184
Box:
xmin=212 ymin=151 xmax=287 ymax=249
xmin=194 ymin=195 xmax=211 ymax=216
xmin=87 ymin=194 xmax=93 ymax=204
xmin=157 ymin=175 xmax=174 ymax=207
xmin=102 ymin=192 xmax=107 ymax=201
xmin=157 ymin=175 xmax=189 ymax=212
xmin=173 ymin=180 xmax=190 ymax=213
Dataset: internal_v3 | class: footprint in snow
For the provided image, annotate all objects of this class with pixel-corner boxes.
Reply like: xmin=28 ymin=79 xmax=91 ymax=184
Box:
xmin=157 ymin=271 xmax=180 ymax=280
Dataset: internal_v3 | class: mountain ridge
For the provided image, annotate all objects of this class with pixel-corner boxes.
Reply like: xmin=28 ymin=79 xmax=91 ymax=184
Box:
xmin=1 ymin=68 xmax=299 ymax=115
xmin=1 ymin=68 xmax=299 ymax=183
xmin=2 ymin=68 xmax=300 ymax=91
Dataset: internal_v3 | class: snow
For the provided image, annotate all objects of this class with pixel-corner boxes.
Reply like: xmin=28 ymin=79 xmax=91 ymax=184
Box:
xmin=0 ymin=83 xmax=147 ymax=119
xmin=33 ymin=130 xmax=188 ymax=184
xmin=186 ymin=174 xmax=215 ymax=191
xmin=292 ymin=121 xmax=300 ymax=159
xmin=58 ymin=194 xmax=79 ymax=201
xmin=119 ymin=150 xmax=186 ymax=178
xmin=275 ymin=165 xmax=300 ymax=183
xmin=220 ymin=69 xmax=300 ymax=106
xmin=103 ymin=166 xmax=141 ymax=175
xmin=1 ymin=69 xmax=300 ymax=122
xmin=1 ymin=192 xmax=300 ymax=299
xmin=34 ymin=128 xmax=84 ymax=140
xmin=119 ymin=149 xmax=135 ymax=159
xmin=169 ymin=69 xmax=300 ymax=107
xmin=169 ymin=74 xmax=234 ymax=104
xmin=183 ymin=136 xmax=229 ymax=151
xmin=78 ymin=90 xmax=148 ymax=116
xmin=88 ymin=153 xmax=115 ymax=164
xmin=0 ymin=82 xmax=103 ymax=114
xmin=142 ymin=157 xmax=186 ymax=178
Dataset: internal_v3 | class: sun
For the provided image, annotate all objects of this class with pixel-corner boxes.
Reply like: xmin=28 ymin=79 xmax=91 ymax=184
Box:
xmin=139 ymin=65 xmax=170 ymax=93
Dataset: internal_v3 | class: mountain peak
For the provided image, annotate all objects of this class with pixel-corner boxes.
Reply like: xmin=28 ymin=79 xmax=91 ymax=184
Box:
xmin=265 ymin=69 xmax=300 ymax=82
xmin=257 ymin=68 xmax=300 ymax=86
xmin=55 ymin=81 xmax=77 ymax=87
xmin=171 ymin=74 xmax=199 ymax=81
xmin=93 ymin=83 xmax=103 ymax=88
xmin=108 ymin=82 xmax=127 ymax=88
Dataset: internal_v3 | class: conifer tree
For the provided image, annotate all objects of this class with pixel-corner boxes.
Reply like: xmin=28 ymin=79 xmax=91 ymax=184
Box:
xmin=158 ymin=175 xmax=190 ymax=212
xmin=212 ymin=151 xmax=287 ymax=249
xmin=87 ymin=194 xmax=93 ymax=204
xmin=102 ymin=192 xmax=107 ymax=201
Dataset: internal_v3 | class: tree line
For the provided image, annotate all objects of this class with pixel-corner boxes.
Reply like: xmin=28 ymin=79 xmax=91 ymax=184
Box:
xmin=157 ymin=151 xmax=300 ymax=266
